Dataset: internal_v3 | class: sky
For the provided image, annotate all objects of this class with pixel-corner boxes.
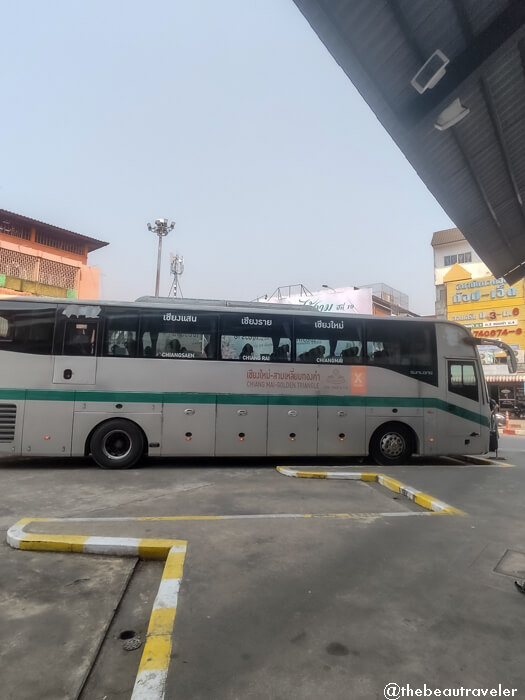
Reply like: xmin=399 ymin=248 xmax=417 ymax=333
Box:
xmin=1 ymin=1 xmax=454 ymax=316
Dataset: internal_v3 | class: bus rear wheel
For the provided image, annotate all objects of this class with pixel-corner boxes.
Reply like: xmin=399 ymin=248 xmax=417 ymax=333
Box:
xmin=90 ymin=419 xmax=144 ymax=469
xmin=370 ymin=422 xmax=413 ymax=466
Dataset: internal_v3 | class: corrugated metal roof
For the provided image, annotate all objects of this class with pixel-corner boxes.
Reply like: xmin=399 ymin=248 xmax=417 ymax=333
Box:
xmin=430 ymin=227 xmax=465 ymax=246
xmin=0 ymin=209 xmax=108 ymax=253
xmin=293 ymin=0 xmax=525 ymax=284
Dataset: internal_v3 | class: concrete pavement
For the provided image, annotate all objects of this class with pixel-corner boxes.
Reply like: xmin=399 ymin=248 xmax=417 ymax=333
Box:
xmin=1 ymin=449 xmax=525 ymax=699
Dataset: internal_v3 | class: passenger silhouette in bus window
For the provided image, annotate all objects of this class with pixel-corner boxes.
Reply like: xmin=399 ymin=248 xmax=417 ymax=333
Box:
xmin=299 ymin=344 xmax=325 ymax=362
xmin=240 ymin=343 xmax=254 ymax=360
xmin=66 ymin=324 xmax=95 ymax=356
xmin=126 ymin=339 xmax=137 ymax=357
xmin=167 ymin=338 xmax=187 ymax=354
xmin=341 ymin=347 xmax=359 ymax=363
xmin=270 ymin=343 xmax=290 ymax=361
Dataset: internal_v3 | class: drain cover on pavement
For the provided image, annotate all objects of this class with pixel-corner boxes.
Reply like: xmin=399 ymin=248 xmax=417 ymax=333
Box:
xmin=123 ymin=637 xmax=142 ymax=651
xmin=494 ymin=549 xmax=525 ymax=577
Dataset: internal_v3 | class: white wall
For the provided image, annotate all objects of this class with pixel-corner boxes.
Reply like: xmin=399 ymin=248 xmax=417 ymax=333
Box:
xmin=433 ymin=240 xmax=491 ymax=286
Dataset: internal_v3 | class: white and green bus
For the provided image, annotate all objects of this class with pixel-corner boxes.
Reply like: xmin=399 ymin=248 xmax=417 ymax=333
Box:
xmin=0 ymin=295 xmax=511 ymax=469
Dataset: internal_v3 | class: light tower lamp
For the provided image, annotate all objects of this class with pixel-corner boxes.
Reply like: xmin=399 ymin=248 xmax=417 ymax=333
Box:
xmin=147 ymin=218 xmax=175 ymax=296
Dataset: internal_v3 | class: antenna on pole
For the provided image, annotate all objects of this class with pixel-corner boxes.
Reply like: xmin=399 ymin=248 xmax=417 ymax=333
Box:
xmin=169 ymin=253 xmax=184 ymax=297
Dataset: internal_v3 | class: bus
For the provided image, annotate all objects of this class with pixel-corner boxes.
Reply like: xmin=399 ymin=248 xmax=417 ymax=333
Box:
xmin=0 ymin=295 xmax=512 ymax=469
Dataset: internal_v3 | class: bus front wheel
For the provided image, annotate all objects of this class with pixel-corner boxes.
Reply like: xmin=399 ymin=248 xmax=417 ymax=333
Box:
xmin=90 ymin=419 xmax=144 ymax=469
xmin=369 ymin=422 xmax=413 ymax=466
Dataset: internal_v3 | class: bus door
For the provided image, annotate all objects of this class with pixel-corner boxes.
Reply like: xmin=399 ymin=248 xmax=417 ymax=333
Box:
xmin=53 ymin=311 xmax=99 ymax=385
xmin=445 ymin=359 xmax=484 ymax=454
xmin=23 ymin=308 xmax=100 ymax=457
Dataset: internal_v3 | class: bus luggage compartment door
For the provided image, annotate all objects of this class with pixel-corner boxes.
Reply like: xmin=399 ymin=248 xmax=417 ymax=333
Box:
xmin=22 ymin=400 xmax=73 ymax=456
xmin=267 ymin=400 xmax=317 ymax=456
xmin=215 ymin=401 xmax=267 ymax=456
xmin=161 ymin=401 xmax=216 ymax=456
xmin=317 ymin=404 xmax=366 ymax=456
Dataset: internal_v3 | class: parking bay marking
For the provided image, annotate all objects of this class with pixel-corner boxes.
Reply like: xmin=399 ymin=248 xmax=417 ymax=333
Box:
xmin=455 ymin=455 xmax=515 ymax=468
xmin=7 ymin=519 xmax=187 ymax=700
xmin=6 ymin=500 xmax=451 ymax=700
xmin=276 ymin=467 xmax=465 ymax=515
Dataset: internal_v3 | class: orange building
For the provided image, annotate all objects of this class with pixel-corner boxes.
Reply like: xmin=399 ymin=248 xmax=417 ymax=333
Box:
xmin=0 ymin=209 xmax=108 ymax=299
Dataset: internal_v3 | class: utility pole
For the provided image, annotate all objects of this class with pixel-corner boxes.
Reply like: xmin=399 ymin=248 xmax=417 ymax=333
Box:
xmin=147 ymin=218 xmax=175 ymax=296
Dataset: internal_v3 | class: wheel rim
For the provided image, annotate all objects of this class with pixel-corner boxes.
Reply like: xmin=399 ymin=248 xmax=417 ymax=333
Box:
xmin=379 ymin=431 xmax=406 ymax=459
xmin=102 ymin=430 xmax=132 ymax=461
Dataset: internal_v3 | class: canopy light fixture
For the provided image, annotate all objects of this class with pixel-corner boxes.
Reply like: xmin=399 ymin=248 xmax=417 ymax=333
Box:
xmin=434 ymin=98 xmax=470 ymax=130
xmin=411 ymin=49 xmax=449 ymax=94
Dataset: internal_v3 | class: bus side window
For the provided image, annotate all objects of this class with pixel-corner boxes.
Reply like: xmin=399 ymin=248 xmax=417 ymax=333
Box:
xmin=140 ymin=310 xmax=217 ymax=360
xmin=295 ymin=317 xmax=363 ymax=365
xmin=448 ymin=361 xmax=478 ymax=402
xmin=103 ymin=308 xmax=139 ymax=358
xmin=365 ymin=320 xmax=437 ymax=385
xmin=0 ymin=306 xmax=56 ymax=355
xmin=219 ymin=313 xmax=292 ymax=362
xmin=64 ymin=321 xmax=97 ymax=356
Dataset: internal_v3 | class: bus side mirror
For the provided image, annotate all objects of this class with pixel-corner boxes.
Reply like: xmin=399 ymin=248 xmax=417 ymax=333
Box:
xmin=507 ymin=352 xmax=517 ymax=374
xmin=471 ymin=337 xmax=517 ymax=374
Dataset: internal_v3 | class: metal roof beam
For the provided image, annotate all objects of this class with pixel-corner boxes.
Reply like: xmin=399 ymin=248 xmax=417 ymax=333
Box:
xmin=402 ymin=1 xmax=525 ymax=124
xmin=451 ymin=129 xmax=511 ymax=246
xmin=450 ymin=0 xmax=474 ymax=43
xmin=480 ymin=77 xmax=524 ymax=210
xmin=504 ymin=259 xmax=525 ymax=285
xmin=518 ymin=36 xmax=525 ymax=84
xmin=383 ymin=0 xmax=426 ymax=64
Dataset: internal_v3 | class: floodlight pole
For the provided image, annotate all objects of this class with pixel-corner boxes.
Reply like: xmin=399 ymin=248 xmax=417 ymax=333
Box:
xmin=147 ymin=219 xmax=175 ymax=296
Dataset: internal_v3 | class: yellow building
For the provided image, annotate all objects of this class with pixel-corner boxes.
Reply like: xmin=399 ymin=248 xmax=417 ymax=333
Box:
xmin=444 ymin=264 xmax=525 ymax=412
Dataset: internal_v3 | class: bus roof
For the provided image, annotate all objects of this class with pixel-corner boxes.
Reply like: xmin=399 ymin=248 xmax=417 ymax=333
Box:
xmin=0 ymin=294 xmax=463 ymax=328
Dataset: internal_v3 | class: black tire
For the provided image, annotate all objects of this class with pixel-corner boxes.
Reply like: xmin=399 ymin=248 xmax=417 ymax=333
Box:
xmin=369 ymin=422 xmax=413 ymax=466
xmin=90 ymin=419 xmax=144 ymax=469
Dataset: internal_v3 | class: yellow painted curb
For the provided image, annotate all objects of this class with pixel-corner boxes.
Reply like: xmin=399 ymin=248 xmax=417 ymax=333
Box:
xmin=460 ymin=455 xmax=497 ymax=465
xmin=7 ymin=518 xmax=188 ymax=700
xmin=277 ymin=467 xmax=464 ymax=515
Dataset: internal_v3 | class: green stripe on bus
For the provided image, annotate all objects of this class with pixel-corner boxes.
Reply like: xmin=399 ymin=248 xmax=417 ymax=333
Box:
xmin=432 ymin=399 xmax=490 ymax=428
xmin=0 ymin=389 xmax=26 ymax=400
xmin=0 ymin=388 xmax=489 ymax=426
xmin=212 ymin=394 xmax=268 ymax=405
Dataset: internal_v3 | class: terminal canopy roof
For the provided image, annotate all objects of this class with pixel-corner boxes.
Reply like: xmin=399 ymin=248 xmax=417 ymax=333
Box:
xmin=293 ymin=0 xmax=525 ymax=283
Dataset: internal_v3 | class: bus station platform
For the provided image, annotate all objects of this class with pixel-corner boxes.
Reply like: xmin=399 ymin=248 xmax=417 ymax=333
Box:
xmin=1 ymin=451 xmax=524 ymax=700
